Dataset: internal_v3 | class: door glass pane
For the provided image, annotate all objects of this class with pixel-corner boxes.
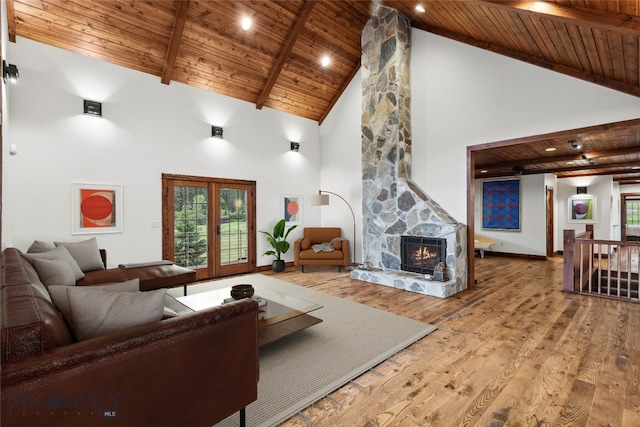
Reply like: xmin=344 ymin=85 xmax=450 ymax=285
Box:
xmin=627 ymin=200 xmax=640 ymax=225
xmin=220 ymin=188 xmax=248 ymax=265
xmin=174 ymin=186 xmax=208 ymax=269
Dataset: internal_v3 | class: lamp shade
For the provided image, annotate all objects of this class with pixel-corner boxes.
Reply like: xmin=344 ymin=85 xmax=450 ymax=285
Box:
xmin=310 ymin=194 xmax=329 ymax=206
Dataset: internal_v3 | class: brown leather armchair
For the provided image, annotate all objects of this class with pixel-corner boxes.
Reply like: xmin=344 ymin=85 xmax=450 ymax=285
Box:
xmin=294 ymin=227 xmax=350 ymax=272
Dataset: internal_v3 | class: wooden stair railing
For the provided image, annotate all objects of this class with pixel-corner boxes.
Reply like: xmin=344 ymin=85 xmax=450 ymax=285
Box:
xmin=563 ymin=229 xmax=640 ymax=302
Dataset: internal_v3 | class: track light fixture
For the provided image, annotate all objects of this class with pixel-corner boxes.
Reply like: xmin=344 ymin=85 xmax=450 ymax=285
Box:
xmin=2 ymin=60 xmax=19 ymax=83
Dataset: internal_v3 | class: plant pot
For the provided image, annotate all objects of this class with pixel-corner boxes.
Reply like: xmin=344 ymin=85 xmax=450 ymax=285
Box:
xmin=271 ymin=260 xmax=285 ymax=273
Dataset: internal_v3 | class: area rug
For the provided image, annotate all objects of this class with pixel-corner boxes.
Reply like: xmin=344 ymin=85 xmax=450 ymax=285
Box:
xmin=168 ymin=274 xmax=437 ymax=427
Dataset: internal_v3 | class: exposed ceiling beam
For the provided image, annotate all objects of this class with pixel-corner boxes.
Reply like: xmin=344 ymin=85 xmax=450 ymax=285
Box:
xmin=6 ymin=0 xmax=16 ymax=43
xmin=255 ymin=0 xmax=316 ymax=110
xmin=161 ymin=0 xmax=191 ymax=85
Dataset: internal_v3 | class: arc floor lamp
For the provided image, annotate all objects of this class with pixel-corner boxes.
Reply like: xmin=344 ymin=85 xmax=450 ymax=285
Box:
xmin=310 ymin=190 xmax=357 ymax=266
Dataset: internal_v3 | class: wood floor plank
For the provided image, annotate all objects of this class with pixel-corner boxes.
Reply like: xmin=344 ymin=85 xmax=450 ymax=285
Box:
xmin=263 ymin=255 xmax=640 ymax=426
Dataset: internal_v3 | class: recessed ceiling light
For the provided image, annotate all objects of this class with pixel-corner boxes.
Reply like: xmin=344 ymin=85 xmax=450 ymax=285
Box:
xmin=566 ymin=161 xmax=575 ymax=165
xmin=480 ymin=170 xmax=488 ymax=173
xmin=545 ymin=147 xmax=556 ymax=152
xmin=241 ymin=17 xmax=252 ymax=31
xmin=321 ymin=56 xmax=330 ymax=67
xmin=415 ymin=5 xmax=426 ymax=13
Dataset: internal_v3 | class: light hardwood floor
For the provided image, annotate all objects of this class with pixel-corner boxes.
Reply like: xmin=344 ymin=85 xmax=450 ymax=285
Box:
xmin=261 ymin=255 xmax=640 ymax=426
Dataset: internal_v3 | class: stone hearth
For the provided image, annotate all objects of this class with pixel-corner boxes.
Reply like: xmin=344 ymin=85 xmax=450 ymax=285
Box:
xmin=350 ymin=6 xmax=467 ymax=298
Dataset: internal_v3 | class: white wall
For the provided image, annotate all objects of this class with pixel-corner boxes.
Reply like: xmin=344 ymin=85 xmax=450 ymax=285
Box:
xmin=556 ymin=176 xmax=614 ymax=244
xmin=410 ymin=31 xmax=640 ymax=223
xmin=2 ymin=38 xmax=321 ymax=267
xmin=474 ymin=174 xmax=548 ymax=256
xmin=5 ymin=26 xmax=640 ymax=267
xmin=318 ymin=74 xmax=363 ymax=263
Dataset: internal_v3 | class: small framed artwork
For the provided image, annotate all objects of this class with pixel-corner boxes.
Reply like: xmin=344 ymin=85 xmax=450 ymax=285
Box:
xmin=482 ymin=179 xmax=521 ymax=231
xmin=282 ymin=194 xmax=302 ymax=225
xmin=568 ymin=195 xmax=596 ymax=224
xmin=71 ymin=183 xmax=123 ymax=234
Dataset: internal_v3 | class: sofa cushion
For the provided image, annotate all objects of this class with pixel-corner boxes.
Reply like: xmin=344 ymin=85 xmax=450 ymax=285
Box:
xmin=298 ymin=248 xmax=344 ymax=260
xmin=32 ymin=257 xmax=77 ymax=287
xmin=304 ymin=227 xmax=342 ymax=244
xmin=27 ymin=240 xmax=56 ymax=253
xmin=22 ymin=245 xmax=85 ymax=281
xmin=66 ymin=287 xmax=166 ymax=341
xmin=54 ymin=237 xmax=105 ymax=272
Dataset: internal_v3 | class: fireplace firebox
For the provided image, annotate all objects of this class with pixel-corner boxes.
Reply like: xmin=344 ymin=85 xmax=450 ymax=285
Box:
xmin=401 ymin=236 xmax=447 ymax=275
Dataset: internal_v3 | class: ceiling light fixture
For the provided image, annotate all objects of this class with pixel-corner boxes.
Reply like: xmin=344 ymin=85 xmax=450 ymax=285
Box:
xmin=241 ymin=17 xmax=252 ymax=31
xmin=545 ymin=147 xmax=556 ymax=152
xmin=415 ymin=5 xmax=426 ymax=13
xmin=569 ymin=140 xmax=582 ymax=150
xmin=321 ymin=56 xmax=330 ymax=67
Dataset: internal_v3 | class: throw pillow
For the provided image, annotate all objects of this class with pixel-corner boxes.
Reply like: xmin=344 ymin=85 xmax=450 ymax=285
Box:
xmin=331 ymin=237 xmax=342 ymax=250
xmin=67 ymin=287 xmax=166 ymax=341
xmin=48 ymin=279 xmax=141 ymax=328
xmin=54 ymin=237 xmax=105 ymax=272
xmin=301 ymin=238 xmax=311 ymax=250
xmin=32 ymin=258 xmax=77 ymax=287
xmin=27 ymin=240 xmax=56 ymax=253
xmin=23 ymin=246 xmax=85 ymax=281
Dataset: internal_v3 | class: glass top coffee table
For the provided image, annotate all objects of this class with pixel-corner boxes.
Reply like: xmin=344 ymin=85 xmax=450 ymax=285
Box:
xmin=176 ymin=286 xmax=323 ymax=346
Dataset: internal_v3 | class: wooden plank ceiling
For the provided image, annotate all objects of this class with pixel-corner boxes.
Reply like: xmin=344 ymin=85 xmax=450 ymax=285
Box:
xmin=5 ymin=0 xmax=640 ymax=184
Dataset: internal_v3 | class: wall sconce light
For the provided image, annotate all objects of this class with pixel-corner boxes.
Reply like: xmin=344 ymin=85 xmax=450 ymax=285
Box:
xmin=212 ymin=126 xmax=223 ymax=138
xmin=2 ymin=60 xmax=19 ymax=84
xmin=290 ymin=141 xmax=300 ymax=151
xmin=577 ymin=186 xmax=587 ymax=194
xmin=83 ymin=100 xmax=102 ymax=117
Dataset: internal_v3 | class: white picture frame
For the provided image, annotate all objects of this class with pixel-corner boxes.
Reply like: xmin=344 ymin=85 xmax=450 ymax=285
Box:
xmin=281 ymin=194 xmax=302 ymax=225
xmin=71 ymin=183 xmax=123 ymax=234
xmin=567 ymin=194 xmax=597 ymax=224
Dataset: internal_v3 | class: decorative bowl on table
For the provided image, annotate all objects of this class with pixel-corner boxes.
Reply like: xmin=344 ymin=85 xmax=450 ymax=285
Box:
xmin=230 ymin=284 xmax=254 ymax=300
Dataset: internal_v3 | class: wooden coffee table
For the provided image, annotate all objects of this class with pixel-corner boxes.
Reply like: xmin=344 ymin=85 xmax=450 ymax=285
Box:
xmin=176 ymin=286 xmax=323 ymax=346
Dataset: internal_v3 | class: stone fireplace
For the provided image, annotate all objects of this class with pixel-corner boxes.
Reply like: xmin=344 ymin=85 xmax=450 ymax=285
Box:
xmin=349 ymin=6 xmax=467 ymax=298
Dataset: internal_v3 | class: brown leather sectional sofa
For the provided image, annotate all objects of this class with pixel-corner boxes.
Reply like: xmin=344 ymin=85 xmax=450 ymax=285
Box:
xmin=1 ymin=247 xmax=259 ymax=426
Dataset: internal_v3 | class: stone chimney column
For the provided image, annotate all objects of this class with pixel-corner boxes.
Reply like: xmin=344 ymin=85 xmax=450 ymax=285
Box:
xmin=361 ymin=6 xmax=411 ymax=181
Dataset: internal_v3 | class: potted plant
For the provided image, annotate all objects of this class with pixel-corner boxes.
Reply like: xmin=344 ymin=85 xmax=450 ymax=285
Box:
xmin=260 ymin=219 xmax=297 ymax=272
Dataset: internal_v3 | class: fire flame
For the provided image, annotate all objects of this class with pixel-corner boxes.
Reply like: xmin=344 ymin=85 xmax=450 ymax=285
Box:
xmin=411 ymin=246 xmax=439 ymax=263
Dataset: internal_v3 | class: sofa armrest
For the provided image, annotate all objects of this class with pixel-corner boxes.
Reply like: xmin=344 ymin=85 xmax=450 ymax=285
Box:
xmin=294 ymin=238 xmax=303 ymax=265
xmin=341 ymin=240 xmax=351 ymax=265
xmin=1 ymin=299 xmax=258 ymax=427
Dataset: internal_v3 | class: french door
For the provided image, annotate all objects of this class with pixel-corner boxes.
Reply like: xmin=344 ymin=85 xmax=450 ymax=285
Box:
xmin=162 ymin=174 xmax=256 ymax=280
